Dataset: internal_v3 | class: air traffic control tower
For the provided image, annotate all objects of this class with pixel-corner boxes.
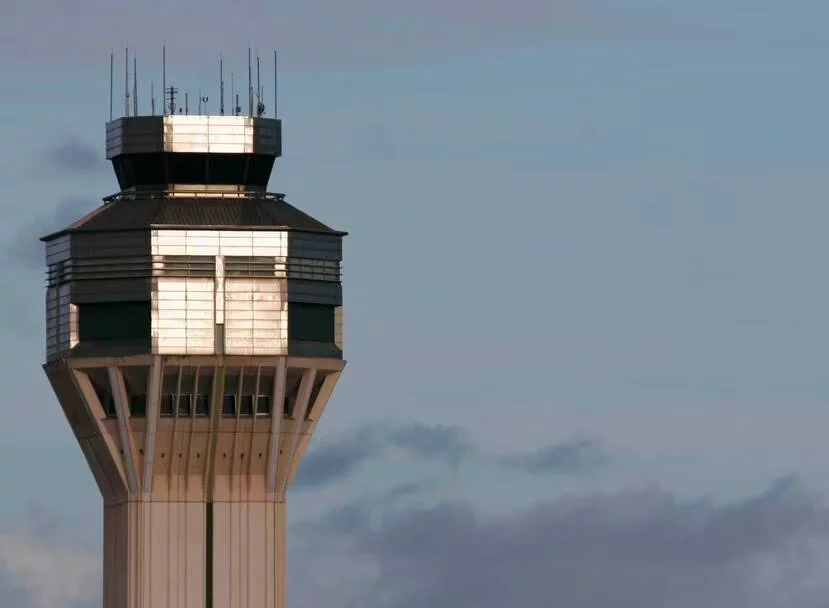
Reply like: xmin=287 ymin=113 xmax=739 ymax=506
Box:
xmin=41 ymin=53 xmax=345 ymax=608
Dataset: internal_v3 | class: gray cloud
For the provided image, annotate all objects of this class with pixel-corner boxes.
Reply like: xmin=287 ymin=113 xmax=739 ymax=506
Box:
xmin=293 ymin=427 xmax=384 ymax=491
xmin=298 ymin=478 xmax=829 ymax=608
xmin=45 ymin=140 xmax=105 ymax=174
xmin=2 ymin=1 xmax=668 ymax=66
xmin=503 ymin=438 xmax=606 ymax=475
xmin=388 ymin=423 xmax=471 ymax=466
xmin=294 ymin=424 xmax=606 ymax=491
xmin=8 ymin=198 xmax=98 ymax=268
xmin=294 ymin=422 xmax=473 ymax=490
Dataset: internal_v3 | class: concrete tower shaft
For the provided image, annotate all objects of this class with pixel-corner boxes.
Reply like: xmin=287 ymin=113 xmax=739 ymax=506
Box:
xmin=42 ymin=111 xmax=346 ymax=608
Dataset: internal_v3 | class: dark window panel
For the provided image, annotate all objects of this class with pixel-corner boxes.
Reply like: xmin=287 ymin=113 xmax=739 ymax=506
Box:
xmin=246 ymin=154 xmax=275 ymax=187
xmin=288 ymin=303 xmax=335 ymax=343
xmin=168 ymin=153 xmax=207 ymax=183
xmin=129 ymin=395 xmax=147 ymax=417
xmin=77 ymin=301 xmax=151 ymax=343
xmin=206 ymin=155 xmax=248 ymax=184
xmin=131 ymin=153 xmax=166 ymax=186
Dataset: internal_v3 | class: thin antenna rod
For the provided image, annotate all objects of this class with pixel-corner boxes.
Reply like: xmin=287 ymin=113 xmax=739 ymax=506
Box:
xmin=248 ymin=47 xmax=253 ymax=117
xmin=133 ymin=55 xmax=138 ymax=117
xmin=109 ymin=51 xmax=114 ymax=121
xmin=185 ymin=92 xmax=189 ymax=115
xmin=273 ymin=50 xmax=278 ymax=118
xmin=256 ymin=54 xmax=261 ymax=115
xmin=220 ymin=56 xmax=225 ymax=116
xmin=162 ymin=45 xmax=166 ymax=116
xmin=151 ymin=82 xmax=155 ymax=115
xmin=124 ymin=47 xmax=130 ymax=117
xmin=231 ymin=72 xmax=236 ymax=115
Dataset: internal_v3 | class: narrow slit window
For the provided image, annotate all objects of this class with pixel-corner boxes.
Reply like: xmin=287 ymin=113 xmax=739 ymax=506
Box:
xmin=160 ymin=394 xmax=175 ymax=417
xmin=221 ymin=395 xmax=236 ymax=417
xmin=239 ymin=395 xmax=254 ymax=417
xmin=256 ymin=395 xmax=271 ymax=416
xmin=178 ymin=395 xmax=192 ymax=418
xmin=195 ymin=394 xmax=210 ymax=417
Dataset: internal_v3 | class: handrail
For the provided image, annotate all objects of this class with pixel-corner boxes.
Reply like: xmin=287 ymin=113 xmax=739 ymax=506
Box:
xmin=102 ymin=189 xmax=286 ymax=203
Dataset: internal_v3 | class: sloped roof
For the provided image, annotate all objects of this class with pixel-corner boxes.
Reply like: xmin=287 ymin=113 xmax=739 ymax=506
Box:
xmin=41 ymin=194 xmax=344 ymax=241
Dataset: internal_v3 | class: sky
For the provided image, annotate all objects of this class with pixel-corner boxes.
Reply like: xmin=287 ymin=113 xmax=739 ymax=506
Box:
xmin=2 ymin=0 xmax=829 ymax=606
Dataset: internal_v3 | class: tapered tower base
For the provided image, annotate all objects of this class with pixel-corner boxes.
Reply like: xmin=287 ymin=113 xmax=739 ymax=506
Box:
xmin=45 ymin=354 xmax=343 ymax=608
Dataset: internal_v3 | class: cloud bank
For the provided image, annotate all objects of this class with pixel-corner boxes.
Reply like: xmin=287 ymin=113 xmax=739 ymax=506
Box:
xmin=293 ymin=422 xmax=602 ymax=490
xmin=295 ymin=478 xmax=829 ymax=608
xmin=294 ymin=422 xmax=473 ymax=490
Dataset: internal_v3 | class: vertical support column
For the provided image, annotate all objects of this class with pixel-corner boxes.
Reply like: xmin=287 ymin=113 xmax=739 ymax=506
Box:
xmin=286 ymin=370 xmax=343 ymax=488
xmin=278 ymin=368 xmax=316 ymax=498
xmin=205 ymin=366 xmax=226 ymax=501
xmin=266 ymin=359 xmax=287 ymax=501
xmin=70 ymin=369 xmax=129 ymax=503
xmin=143 ymin=356 xmax=163 ymax=500
xmin=109 ymin=366 xmax=140 ymax=494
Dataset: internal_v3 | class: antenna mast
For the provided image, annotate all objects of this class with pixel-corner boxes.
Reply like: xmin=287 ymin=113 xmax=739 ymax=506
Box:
xmin=220 ymin=56 xmax=225 ymax=116
xmin=255 ymin=53 xmax=260 ymax=116
xmin=124 ymin=48 xmax=130 ymax=117
xmin=248 ymin=48 xmax=253 ymax=117
xmin=133 ymin=55 xmax=138 ymax=116
xmin=162 ymin=45 xmax=167 ymax=116
xmin=151 ymin=82 xmax=156 ymax=115
xmin=273 ymin=49 xmax=279 ymax=118
xmin=109 ymin=51 xmax=114 ymax=121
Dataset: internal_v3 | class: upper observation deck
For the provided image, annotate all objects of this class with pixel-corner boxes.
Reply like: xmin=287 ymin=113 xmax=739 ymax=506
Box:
xmin=106 ymin=115 xmax=282 ymax=191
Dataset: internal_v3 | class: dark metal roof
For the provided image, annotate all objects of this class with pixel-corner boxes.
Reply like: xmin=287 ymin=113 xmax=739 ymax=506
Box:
xmin=41 ymin=192 xmax=344 ymax=241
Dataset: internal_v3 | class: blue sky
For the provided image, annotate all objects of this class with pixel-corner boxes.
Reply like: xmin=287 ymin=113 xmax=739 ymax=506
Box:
xmin=2 ymin=1 xmax=829 ymax=606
